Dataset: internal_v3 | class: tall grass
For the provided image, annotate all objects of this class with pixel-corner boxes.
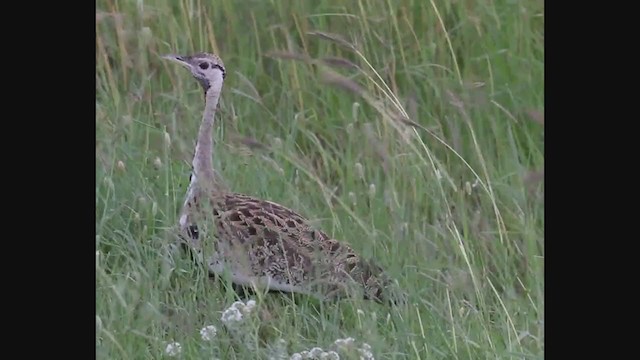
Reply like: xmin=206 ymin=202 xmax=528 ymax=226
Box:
xmin=96 ymin=0 xmax=544 ymax=358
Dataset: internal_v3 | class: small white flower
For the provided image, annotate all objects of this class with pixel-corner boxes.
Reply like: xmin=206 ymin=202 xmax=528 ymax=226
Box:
xmin=165 ymin=342 xmax=182 ymax=357
xmin=231 ymin=301 xmax=245 ymax=310
xmin=221 ymin=307 xmax=243 ymax=324
xmin=334 ymin=337 xmax=355 ymax=349
xmin=299 ymin=351 xmax=310 ymax=358
xmin=321 ymin=351 xmax=340 ymax=360
xmin=356 ymin=309 xmax=365 ymax=316
xmin=290 ymin=354 xmax=303 ymax=360
xmin=309 ymin=347 xmax=324 ymax=357
xmin=245 ymin=299 xmax=256 ymax=312
xmin=357 ymin=343 xmax=374 ymax=360
xmin=199 ymin=325 xmax=218 ymax=341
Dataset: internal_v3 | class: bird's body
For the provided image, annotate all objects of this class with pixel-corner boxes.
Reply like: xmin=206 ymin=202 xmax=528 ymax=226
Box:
xmin=163 ymin=52 xmax=405 ymax=305
xmin=180 ymin=188 xmax=395 ymax=302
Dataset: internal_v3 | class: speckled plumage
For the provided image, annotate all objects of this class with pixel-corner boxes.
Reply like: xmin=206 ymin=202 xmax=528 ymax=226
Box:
xmin=182 ymin=190 xmax=404 ymax=304
xmin=163 ymin=52 xmax=406 ymax=305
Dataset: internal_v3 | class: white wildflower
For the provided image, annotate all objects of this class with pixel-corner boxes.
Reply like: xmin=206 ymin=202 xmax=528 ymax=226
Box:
xmin=291 ymin=345 xmax=342 ymax=360
xmin=245 ymin=299 xmax=256 ymax=311
xmin=221 ymin=306 xmax=243 ymax=324
xmin=334 ymin=337 xmax=355 ymax=349
xmin=164 ymin=342 xmax=182 ymax=357
xmin=199 ymin=325 xmax=218 ymax=341
xmin=221 ymin=299 xmax=258 ymax=326
xmin=357 ymin=343 xmax=374 ymax=360
xmin=356 ymin=309 xmax=365 ymax=316
xmin=309 ymin=347 xmax=324 ymax=357
xmin=321 ymin=351 xmax=340 ymax=360
xmin=231 ymin=301 xmax=245 ymax=309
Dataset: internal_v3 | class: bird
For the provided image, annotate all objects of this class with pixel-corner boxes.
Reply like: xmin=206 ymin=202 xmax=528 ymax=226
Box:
xmin=162 ymin=52 xmax=406 ymax=306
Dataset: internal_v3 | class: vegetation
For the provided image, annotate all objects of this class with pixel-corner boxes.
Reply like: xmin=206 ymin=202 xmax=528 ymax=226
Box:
xmin=96 ymin=0 xmax=544 ymax=358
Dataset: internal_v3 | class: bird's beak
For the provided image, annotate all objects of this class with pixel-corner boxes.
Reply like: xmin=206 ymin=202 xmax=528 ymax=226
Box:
xmin=162 ymin=54 xmax=192 ymax=69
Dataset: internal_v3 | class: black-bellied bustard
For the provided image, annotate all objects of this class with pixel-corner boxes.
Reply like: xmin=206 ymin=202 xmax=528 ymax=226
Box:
xmin=163 ymin=52 xmax=406 ymax=305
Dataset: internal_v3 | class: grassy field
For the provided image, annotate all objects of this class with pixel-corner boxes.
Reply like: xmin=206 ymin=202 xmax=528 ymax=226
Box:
xmin=96 ymin=0 xmax=544 ymax=358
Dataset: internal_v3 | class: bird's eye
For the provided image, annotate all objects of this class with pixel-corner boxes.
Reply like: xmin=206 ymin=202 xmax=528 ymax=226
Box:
xmin=199 ymin=62 xmax=209 ymax=70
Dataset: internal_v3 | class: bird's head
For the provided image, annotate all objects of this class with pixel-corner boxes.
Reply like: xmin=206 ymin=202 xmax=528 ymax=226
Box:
xmin=162 ymin=52 xmax=226 ymax=91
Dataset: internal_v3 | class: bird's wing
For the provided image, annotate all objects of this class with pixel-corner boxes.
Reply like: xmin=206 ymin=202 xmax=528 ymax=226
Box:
xmin=217 ymin=192 xmax=353 ymax=260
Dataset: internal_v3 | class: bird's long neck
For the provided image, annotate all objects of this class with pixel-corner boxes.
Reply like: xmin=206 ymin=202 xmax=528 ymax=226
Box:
xmin=193 ymin=82 xmax=222 ymax=188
